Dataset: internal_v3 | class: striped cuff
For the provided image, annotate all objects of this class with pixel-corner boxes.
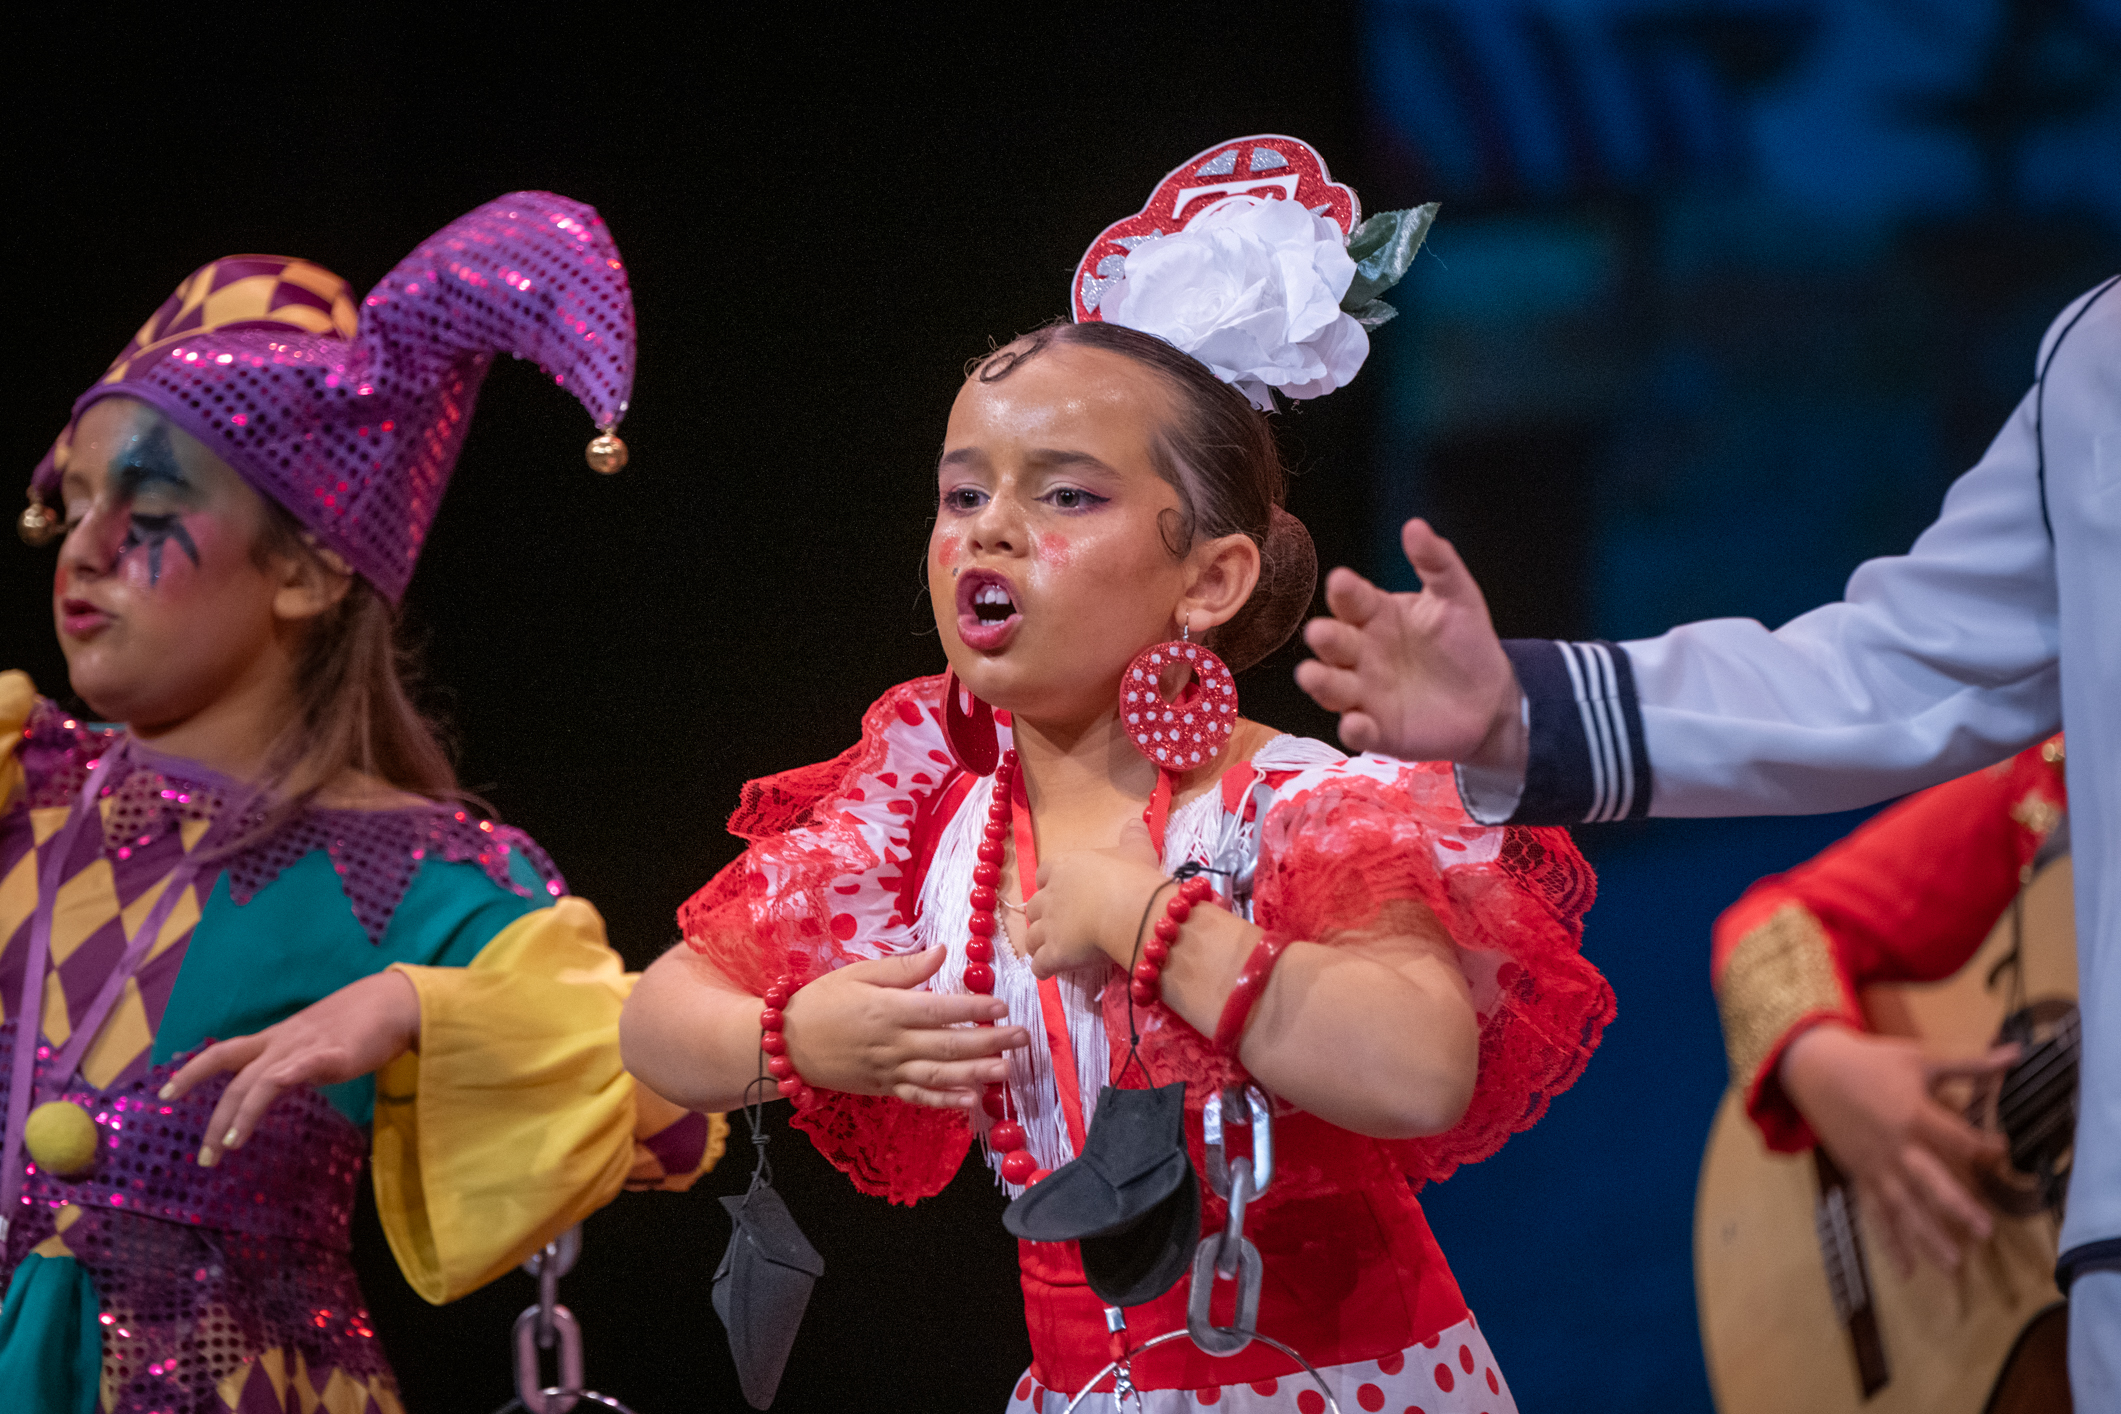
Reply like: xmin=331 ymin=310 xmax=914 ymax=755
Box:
xmin=1498 ymin=639 xmax=1652 ymax=825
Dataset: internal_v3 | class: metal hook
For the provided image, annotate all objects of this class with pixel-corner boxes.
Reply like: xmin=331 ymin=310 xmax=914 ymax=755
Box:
xmin=1063 ymin=1329 xmax=1342 ymax=1413
xmin=1205 ymin=781 xmax=1275 ymax=921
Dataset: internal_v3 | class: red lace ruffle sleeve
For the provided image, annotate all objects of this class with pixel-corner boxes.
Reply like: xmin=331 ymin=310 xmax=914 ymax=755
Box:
xmin=1236 ymin=759 xmax=1610 ymax=1187
xmin=676 ymin=675 xmax=975 ymax=1205
xmin=1709 ymin=738 xmax=2066 ymax=1152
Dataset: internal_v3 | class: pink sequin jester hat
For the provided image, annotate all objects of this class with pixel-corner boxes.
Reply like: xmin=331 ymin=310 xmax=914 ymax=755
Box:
xmin=22 ymin=192 xmax=634 ymax=600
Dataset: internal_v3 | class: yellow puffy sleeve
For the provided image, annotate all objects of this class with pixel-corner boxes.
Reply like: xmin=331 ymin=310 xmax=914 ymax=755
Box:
xmin=0 ymin=670 xmax=35 ymax=812
xmin=372 ymin=896 xmax=728 ymax=1304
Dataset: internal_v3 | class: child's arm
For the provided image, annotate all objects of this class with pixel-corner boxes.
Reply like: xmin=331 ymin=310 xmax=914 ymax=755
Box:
xmin=1713 ymin=744 xmax=2064 ymax=1273
xmin=1028 ymin=819 xmax=1480 ymax=1140
xmin=620 ymin=941 xmax=1030 ymax=1116
xmin=163 ymin=971 xmax=421 ymax=1166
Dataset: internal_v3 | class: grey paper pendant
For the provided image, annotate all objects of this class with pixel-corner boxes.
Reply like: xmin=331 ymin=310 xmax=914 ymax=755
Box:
xmin=712 ymin=1181 xmax=824 ymax=1409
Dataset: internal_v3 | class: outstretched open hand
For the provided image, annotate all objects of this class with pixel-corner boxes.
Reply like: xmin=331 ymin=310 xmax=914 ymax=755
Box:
xmin=1295 ymin=518 xmax=1526 ymax=769
xmin=1780 ymin=1022 xmax=2016 ymax=1277
xmin=163 ymin=970 xmax=423 ymax=1168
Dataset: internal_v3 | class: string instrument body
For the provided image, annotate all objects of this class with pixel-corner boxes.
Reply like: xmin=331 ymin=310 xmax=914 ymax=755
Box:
xmin=1694 ymin=858 xmax=2077 ymax=1414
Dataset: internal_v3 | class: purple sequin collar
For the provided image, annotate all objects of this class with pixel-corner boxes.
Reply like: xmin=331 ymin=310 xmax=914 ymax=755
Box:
xmin=22 ymin=702 xmax=563 ymax=945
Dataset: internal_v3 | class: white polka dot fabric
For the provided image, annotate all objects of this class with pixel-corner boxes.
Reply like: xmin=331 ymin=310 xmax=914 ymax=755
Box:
xmin=1003 ymin=1314 xmax=1516 ymax=1414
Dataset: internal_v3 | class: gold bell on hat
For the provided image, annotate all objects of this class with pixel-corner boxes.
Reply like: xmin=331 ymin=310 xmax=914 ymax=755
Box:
xmin=585 ymin=427 xmax=629 ymax=475
xmin=25 ymin=1100 xmax=100 ymax=1177
xmin=18 ymin=491 xmax=62 ymax=547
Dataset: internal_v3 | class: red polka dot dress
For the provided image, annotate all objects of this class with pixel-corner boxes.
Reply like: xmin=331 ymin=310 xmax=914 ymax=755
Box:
xmin=682 ymin=677 xmax=1610 ymax=1411
xmin=1002 ymin=1315 xmax=1517 ymax=1413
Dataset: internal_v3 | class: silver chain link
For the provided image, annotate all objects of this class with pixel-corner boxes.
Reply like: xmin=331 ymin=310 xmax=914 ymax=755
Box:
xmin=489 ymin=1226 xmax=641 ymax=1414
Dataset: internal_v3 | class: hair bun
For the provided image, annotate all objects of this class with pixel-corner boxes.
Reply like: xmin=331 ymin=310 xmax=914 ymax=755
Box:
xmin=1214 ymin=505 xmax=1317 ymax=673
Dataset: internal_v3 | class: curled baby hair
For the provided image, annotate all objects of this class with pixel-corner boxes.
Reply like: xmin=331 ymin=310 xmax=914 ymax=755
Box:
xmin=970 ymin=321 xmax=1317 ymax=671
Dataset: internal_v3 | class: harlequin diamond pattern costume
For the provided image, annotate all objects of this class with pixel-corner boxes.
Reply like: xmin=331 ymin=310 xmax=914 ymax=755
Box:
xmin=1 ymin=196 xmax=720 ymax=1414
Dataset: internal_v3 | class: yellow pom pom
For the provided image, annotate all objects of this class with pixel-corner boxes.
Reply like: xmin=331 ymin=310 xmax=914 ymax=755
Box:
xmin=25 ymin=1100 xmax=100 ymax=1177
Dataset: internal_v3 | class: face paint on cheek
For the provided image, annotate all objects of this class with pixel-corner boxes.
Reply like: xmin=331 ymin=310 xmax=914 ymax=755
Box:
xmin=1035 ymin=532 xmax=1073 ymax=568
xmin=936 ymin=534 xmax=963 ymax=570
xmin=117 ymin=514 xmax=203 ymax=588
xmin=108 ymin=425 xmax=209 ymax=588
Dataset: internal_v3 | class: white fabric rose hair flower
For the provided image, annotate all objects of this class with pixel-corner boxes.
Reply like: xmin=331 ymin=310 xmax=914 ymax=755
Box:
xmin=1099 ymin=198 xmax=1368 ymax=411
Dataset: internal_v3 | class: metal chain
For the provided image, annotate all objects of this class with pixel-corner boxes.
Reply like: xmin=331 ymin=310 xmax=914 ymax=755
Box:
xmin=488 ymin=1225 xmax=643 ymax=1414
xmin=1062 ymin=1082 xmax=1343 ymax=1411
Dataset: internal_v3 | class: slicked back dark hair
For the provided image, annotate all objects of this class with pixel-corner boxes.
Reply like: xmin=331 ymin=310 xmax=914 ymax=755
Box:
xmin=969 ymin=322 xmax=1316 ymax=671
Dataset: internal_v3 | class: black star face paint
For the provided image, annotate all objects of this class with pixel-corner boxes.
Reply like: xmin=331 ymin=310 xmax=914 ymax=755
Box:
xmin=110 ymin=426 xmax=203 ymax=587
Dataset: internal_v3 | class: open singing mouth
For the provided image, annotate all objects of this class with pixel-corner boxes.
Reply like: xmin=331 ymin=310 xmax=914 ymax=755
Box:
xmin=956 ymin=569 xmax=1022 ymax=650
xmin=972 ymin=582 xmax=1015 ymax=622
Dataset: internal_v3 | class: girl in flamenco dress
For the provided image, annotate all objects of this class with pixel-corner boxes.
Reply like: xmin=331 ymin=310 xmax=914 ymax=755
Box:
xmin=622 ymin=138 xmax=1612 ymax=1412
xmin=0 ymin=194 xmax=722 ymax=1414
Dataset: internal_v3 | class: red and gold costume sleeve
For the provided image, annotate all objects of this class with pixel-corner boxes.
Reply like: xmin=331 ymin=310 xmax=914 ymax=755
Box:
xmin=1710 ymin=738 xmax=2065 ymax=1152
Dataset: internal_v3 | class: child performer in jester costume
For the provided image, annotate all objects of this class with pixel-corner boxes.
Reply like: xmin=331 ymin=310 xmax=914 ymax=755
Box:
xmin=1 ymin=194 xmax=722 ymax=1414
xmin=622 ymin=139 xmax=1612 ymax=1412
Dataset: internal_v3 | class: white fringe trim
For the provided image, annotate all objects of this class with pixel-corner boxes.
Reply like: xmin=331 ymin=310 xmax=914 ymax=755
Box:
xmin=919 ymin=736 xmax=1327 ymax=1192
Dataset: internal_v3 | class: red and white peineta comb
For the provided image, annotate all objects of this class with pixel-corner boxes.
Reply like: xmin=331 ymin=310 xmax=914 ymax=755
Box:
xmin=1072 ymin=136 xmax=1361 ymax=323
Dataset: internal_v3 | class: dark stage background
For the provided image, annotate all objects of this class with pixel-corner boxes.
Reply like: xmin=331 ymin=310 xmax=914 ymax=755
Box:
xmin=5 ymin=4 xmax=2116 ymax=1411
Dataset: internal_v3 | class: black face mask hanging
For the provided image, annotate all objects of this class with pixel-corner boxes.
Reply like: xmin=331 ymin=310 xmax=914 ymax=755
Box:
xmin=1001 ymin=1081 xmax=1198 ymax=1308
xmin=712 ymin=1080 xmax=825 ymax=1409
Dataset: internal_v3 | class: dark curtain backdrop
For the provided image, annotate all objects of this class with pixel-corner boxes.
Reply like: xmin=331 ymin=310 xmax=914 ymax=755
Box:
xmin=2 ymin=10 xmax=1407 ymax=1411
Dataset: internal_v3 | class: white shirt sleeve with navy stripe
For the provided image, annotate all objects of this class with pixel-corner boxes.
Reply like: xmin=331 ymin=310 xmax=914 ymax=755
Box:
xmin=1466 ymin=279 xmax=2115 ymax=829
xmin=1450 ymin=281 xmax=2121 ymax=1281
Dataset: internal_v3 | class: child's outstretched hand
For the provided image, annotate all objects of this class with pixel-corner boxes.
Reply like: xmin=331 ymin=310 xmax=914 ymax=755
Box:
xmin=162 ymin=971 xmax=423 ymax=1168
xmin=1295 ymin=518 xmax=1526 ymax=772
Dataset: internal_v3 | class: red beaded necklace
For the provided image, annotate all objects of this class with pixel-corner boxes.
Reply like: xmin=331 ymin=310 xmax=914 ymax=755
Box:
xmin=969 ymin=750 xmax=1042 ymax=1184
xmin=973 ymin=748 xmax=1200 ymax=1186
xmin=759 ymin=746 xmax=1216 ymax=1183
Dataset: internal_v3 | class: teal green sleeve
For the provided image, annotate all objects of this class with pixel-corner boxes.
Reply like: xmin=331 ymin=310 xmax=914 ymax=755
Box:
xmin=152 ymin=847 xmax=550 ymax=1125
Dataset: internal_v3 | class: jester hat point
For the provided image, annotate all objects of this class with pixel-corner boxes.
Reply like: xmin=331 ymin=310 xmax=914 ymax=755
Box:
xmin=27 ymin=192 xmax=635 ymax=600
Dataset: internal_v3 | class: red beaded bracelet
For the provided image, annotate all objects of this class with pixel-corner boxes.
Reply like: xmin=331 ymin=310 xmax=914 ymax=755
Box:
xmin=759 ymin=973 xmax=816 ymax=1110
xmin=1130 ymin=874 xmax=1216 ymax=1004
xmin=1213 ymin=935 xmax=1290 ymax=1054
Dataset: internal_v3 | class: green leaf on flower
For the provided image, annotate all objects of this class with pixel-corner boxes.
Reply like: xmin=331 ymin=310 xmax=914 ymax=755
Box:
xmin=1340 ymin=202 xmax=1439 ymax=316
xmin=1345 ymin=299 xmax=1400 ymax=330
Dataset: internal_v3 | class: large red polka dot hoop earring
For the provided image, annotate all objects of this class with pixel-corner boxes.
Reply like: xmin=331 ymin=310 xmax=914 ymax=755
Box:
xmin=1119 ymin=618 xmax=1238 ymax=771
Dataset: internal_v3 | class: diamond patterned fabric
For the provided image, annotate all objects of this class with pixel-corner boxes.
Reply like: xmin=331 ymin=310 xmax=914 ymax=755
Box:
xmin=0 ymin=1022 xmax=398 ymax=1414
xmin=0 ymin=699 xmax=563 ymax=1097
xmin=29 ymin=192 xmax=634 ymax=601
